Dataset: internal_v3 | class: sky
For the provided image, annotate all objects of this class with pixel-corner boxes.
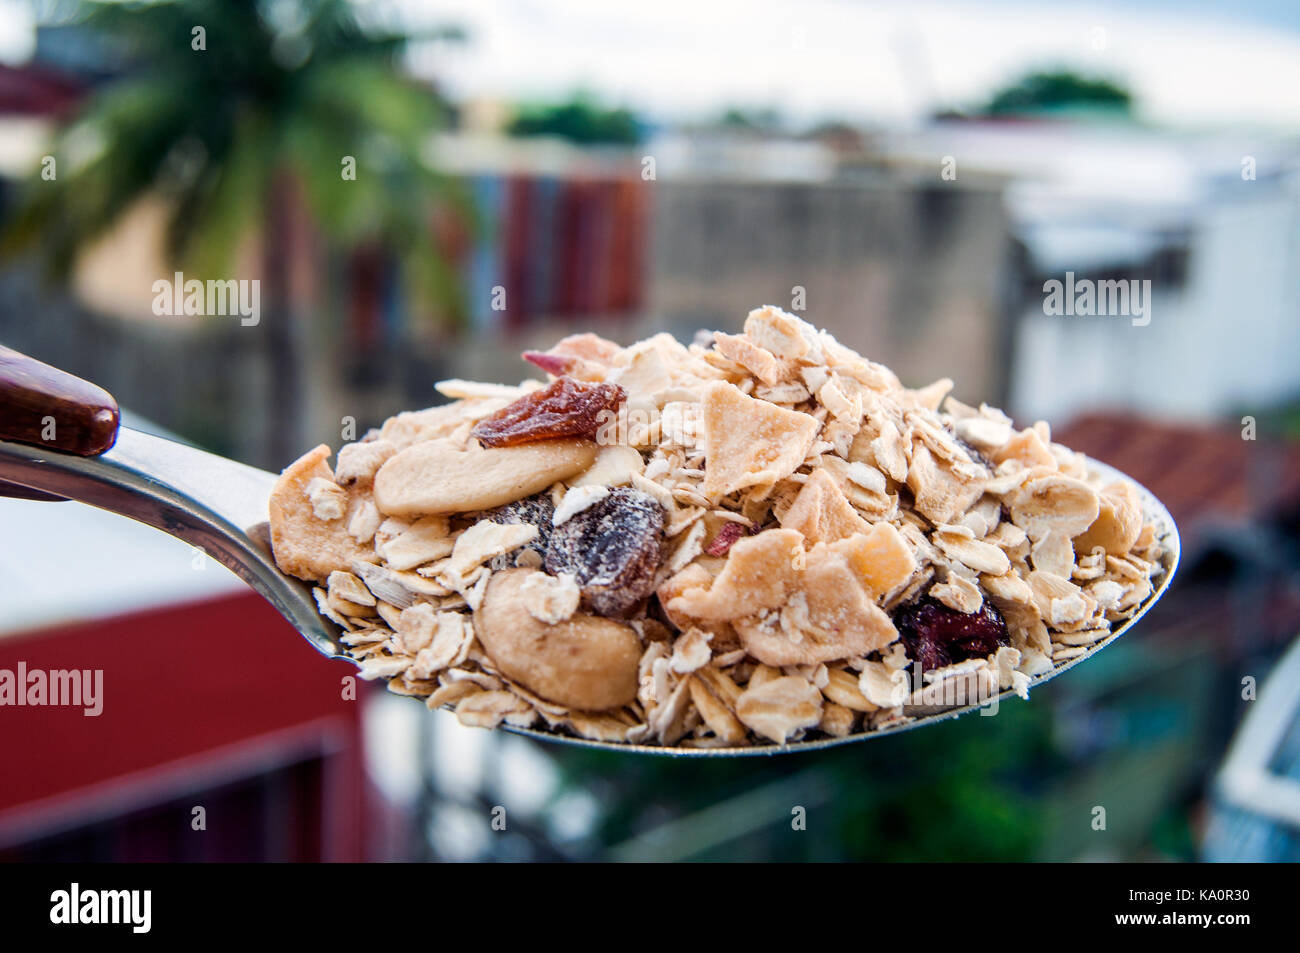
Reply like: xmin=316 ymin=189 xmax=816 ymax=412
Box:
xmin=1 ymin=0 xmax=1297 ymax=129
xmin=401 ymin=0 xmax=1300 ymax=128
xmin=0 ymin=0 xmax=32 ymax=62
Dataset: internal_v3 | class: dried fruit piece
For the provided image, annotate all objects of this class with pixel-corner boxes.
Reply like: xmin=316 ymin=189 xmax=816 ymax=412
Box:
xmin=893 ymin=597 xmax=1010 ymax=672
xmin=705 ymin=520 xmax=752 ymax=557
xmin=523 ymin=350 xmax=579 ymax=378
xmin=522 ymin=333 xmax=622 ymax=382
xmin=545 ymin=487 xmax=666 ymax=617
xmin=486 ymin=493 xmax=554 ymax=570
xmin=471 ymin=377 xmax=625 ymax=448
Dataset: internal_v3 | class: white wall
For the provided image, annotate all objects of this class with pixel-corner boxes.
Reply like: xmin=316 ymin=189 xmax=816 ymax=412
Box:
xmin=1010 ymin=174 xmax=1300 ymax=424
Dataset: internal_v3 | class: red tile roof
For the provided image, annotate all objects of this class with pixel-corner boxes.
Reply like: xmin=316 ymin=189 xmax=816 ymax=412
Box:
xmin=1059 ymin=413 xmax=1300 ymax=654
xmin=1057 ymin=413 xmax=1300 ymax=548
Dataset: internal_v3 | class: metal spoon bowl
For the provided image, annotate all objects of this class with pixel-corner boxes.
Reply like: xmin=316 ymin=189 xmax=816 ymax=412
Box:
xmin=0 ymin=347 xmax=1179 ymax=756
xmin=0 ymin=424 xmax=337 ymax=657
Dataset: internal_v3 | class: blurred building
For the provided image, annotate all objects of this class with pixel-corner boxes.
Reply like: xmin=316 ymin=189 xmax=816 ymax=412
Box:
xmin=887 ymin=118 xmax=1300 ymax=423
xmin=2 ymin=13 xmax=1300 ymax=864
xmin=0 ymin=483 xmax=372 ymax=861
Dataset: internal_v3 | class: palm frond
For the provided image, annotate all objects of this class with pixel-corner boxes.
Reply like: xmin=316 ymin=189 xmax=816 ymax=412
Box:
xmin=3 ymin=0 xmax=470 ymax=323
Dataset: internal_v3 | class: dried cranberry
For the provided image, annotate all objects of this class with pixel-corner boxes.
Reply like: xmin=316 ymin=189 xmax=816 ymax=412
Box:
xmin=705 ymin=521 xmax=753 ymax=557
xmin=472 ymin=377 xmax=625 ymax=448
xmin=893 ymin=597 xmax=1009 ymax=672
xmin=522 ymin=351 xmax=575 ymax=377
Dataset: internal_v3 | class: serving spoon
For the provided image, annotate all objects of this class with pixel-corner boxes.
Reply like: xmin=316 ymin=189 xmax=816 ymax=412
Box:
xmin=0 ymin=344 xmax=1180 ymax=756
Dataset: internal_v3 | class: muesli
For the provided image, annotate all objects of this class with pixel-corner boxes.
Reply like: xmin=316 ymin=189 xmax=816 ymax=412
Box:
xmin=269 ymin=306 xmax=1165 ymax=747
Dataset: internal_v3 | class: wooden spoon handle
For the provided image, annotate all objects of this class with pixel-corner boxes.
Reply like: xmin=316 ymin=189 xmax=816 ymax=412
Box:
xmin=0 ymin=345 xmax=120 ymax=498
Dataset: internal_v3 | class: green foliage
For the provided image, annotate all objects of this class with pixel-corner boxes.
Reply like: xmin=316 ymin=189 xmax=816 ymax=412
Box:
xmin=507 ymin=95 xmax=640 ymax=145
xmin=716 ymin=106 xmax=783 ymax=133
xmin=546 ymin=700 xmax=1056 ymax=861
xmin=1249 ymin=399 xmax=1300 ymax=440
xmin=2 ymin=0 xmax=470 ymax=321
xmin=982 ymin=70 xmax=1133 ymax=116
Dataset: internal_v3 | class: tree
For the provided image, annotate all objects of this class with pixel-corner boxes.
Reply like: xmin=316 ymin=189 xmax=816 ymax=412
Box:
xmin=2 ymin=0 xmax=469 ymax=462
xmin=716 ymin=106 xmax=783 ymax=134
xmin=508 ymin=95 xmax=640 ymax=145
xmin=981 ymin=70 xmax=1133 ymax=116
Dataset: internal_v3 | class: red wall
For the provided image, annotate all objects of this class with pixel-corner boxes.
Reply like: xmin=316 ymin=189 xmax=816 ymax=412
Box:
xmin=0 ymin=592 xmax=368 ymax=860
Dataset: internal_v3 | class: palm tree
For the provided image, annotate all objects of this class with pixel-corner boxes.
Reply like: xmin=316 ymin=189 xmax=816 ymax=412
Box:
xmin=3 ymin=0 xmax=469 ymax=462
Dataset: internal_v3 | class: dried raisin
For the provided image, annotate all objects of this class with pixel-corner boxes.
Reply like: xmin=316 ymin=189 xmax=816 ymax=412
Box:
xmin=486 ymin=494 xmax=555 ymax=570
xmin=472 ymin=377 xmax=625 ymax=448
xmin=545 ymin=487 xmax=665 ymax=617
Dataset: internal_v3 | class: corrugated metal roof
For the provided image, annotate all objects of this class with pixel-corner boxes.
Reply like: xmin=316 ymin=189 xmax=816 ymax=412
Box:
xmin=1058 ymin=412 xmax=1300 ymax=551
